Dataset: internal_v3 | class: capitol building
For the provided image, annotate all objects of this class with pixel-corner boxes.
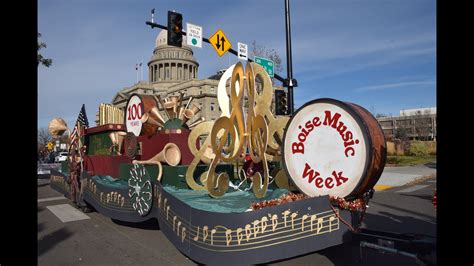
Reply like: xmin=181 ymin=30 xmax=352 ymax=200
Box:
xmin=103 ymin=29 xmax=283 ymax=126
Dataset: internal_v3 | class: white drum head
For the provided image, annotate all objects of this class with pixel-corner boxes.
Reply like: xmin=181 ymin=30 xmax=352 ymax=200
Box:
xmin=283 ymin=99 xmax=369 ymax=198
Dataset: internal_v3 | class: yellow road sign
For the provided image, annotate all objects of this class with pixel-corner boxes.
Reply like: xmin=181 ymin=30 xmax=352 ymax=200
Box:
xmin=47 ymin=142 xmax=53 ymax=150
xmin=209 ymin=29 xmax=231 ymax=57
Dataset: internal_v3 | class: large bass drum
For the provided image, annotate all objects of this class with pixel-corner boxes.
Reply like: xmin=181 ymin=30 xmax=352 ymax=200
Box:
xmin=282 ymin=98 xmax=386 ymax=199
xmin=125 ymin=94 xmax=160 ymax=137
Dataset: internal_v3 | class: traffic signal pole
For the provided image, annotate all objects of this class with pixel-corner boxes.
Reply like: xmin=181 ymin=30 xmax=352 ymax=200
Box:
xmin=284 ymin=0 xmax=296 ymax=115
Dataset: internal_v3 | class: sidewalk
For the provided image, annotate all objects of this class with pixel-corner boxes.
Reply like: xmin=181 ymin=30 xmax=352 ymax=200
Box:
xmin=374 ymin=164 xmax=436 ymax=191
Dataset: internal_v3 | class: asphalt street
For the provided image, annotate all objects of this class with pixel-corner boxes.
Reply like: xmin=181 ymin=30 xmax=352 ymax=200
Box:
xmin=38 ymin=170 xmax=436 ymax=265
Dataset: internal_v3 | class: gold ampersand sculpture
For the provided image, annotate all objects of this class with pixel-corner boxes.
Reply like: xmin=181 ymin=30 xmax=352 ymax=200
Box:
xmin=185 ymin=61 xmax=291 ymax=197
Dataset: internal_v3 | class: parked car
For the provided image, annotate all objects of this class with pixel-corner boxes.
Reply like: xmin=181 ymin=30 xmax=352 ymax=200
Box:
xmin=55 ymin=152 xmax=68 ymax=163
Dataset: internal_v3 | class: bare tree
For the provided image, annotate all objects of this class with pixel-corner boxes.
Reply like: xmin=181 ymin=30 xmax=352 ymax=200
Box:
xmin=412 ymin=110 xmax=433 ymax=140
xmin=251 ymin=41 xmax=283 ymax=75
xmin=38 ymin=128 xmax=52 ymax=150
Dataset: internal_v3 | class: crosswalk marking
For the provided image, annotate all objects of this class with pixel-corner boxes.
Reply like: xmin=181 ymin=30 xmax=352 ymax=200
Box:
xmin=46 ymin=204 xmax=90 ymax=223
xmin=38 ymin=196 xmax=67 ymax=203
xmin=396 ymin=185 xmax=430 ymax=193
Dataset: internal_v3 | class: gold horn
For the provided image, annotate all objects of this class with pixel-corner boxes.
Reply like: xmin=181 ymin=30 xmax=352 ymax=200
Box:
xmin=133 ymin=143 xmax=181 ymax=166
xmin=116 ymin=131 xmax=127 ymax=155
xmin=190 ymin=104 xmax=201 ymax=115
xmin=142 ymin=111 xmax=164 ymax=126
xmin=184 ymin=96 xmax=193 ymax=110
xmin=169 ymin=96 xmax=180 ymax=104
xmin=188 ymin=117 xmax=206 ymax=129
xmin=109 ymin=132 xmax=118 ymax=145
xmin=164 ymin=101 xmax=177 ymax=119
xmin=155 ymin=95 xmax=171 ymax=120
xmin=109 ymin=131 xmax=127 ymax=155
xmin=181 ymin=109 xmax=195 ymax=124
xmin=178 ymin=106 xmax=185 ymax=120
xmin=149 ymin=106 xmax=165 ymax=125
xmin=48 ymin=118 xmax=68 ymax=137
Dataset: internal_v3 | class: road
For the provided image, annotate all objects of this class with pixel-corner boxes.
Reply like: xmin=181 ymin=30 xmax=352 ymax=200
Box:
xmin=38 ymin=170 xmax=436 ymax=265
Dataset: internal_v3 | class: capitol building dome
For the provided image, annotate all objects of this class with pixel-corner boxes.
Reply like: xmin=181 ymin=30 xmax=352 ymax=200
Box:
xmin=148 ymin=29 xmax=199 ymax=84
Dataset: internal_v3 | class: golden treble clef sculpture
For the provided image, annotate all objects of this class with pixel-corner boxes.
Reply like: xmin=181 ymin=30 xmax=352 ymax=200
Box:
xmin=185 ymin=61 xmax=292 ymax=197
xmin=206 ymin=62 xmax=269 ymax=198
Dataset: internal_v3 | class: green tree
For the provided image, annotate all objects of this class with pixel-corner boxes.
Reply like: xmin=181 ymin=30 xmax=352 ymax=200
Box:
xmin=38 ymin=33 xmax=53 ymax=67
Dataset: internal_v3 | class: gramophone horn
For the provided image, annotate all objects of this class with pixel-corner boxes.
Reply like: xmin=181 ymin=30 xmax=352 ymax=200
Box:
xmin=156 ymin=143 xmax=181 ymax=166
xmin=164 ymin=101 xmax=177 ymax=119
xmin=133 ymin=143 xmax=181 ymax=166
xmin=182 ymin=109 xmax=195 ymax=124
xmin=48 ymin=118 xmax=68 ymax=137
xmin=149 ymin=106 xmax=165 ymax=125
xmin=190 ymin=104 xmax=201 ymax=115
xmin=188 ymin=117 xmax=206 ymax=129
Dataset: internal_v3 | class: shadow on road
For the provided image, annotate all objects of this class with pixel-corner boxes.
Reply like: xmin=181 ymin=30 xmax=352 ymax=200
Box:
xmin=424 ymin=163 xmax=436 ymax=169
xmin=399 ymin=193 xmax=434 ymax=202
xmin=38 ymin=227 xmax=74 ymax=256
xmin=111 ymin=218 xmax=160 ymax=230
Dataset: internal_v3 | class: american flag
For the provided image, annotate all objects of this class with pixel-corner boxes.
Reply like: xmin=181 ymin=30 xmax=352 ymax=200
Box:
xmin=70 ymin=104 xmax=89 ymax=144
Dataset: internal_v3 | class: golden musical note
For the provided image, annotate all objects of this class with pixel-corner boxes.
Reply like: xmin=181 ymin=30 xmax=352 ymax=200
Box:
xmin=193 ymin=226 xmax=200 ymax=241
xmin=316 ymin=218 xmax=324 ymax=234
xmin=181 ymin=227 xmax=186 ymax=242
xmin=329 ymin=216 xmax=336 ymax=232
xmin=211 ymin=229 xmax=217 ymax=245
xmin=236 ymin=228 xmax=243 ymax=245
xmin=203 ymin=226 xmax=209 ymax=243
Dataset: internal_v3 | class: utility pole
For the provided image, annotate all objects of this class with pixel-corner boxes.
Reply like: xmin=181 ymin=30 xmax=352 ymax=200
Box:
xmin=284 ymin=0 xmax=297 ymax=115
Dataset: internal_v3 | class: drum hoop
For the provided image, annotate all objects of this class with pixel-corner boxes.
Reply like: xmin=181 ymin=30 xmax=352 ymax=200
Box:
xmin=347 ymin=102 xmax=387 ymax=196
xmin=281 ymin=98 xmax=372 ymax=199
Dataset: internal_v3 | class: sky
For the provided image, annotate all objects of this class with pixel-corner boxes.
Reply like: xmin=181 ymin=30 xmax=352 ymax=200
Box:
xmin=38 ymin=0 xmax=436 ymax=130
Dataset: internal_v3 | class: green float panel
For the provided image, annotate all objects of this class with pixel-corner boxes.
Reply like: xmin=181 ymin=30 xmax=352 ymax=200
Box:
xmin=119 ymin=163 xmax=234 ymax=189
xmin=86 ymin=132 xmax=116 ymax=156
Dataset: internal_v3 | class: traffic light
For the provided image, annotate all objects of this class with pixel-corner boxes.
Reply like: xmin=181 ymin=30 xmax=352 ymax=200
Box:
xmin=167 ymin=11 xmax=183 ymax=47
xmin=275 ymin=90 xmax=288 ymax=115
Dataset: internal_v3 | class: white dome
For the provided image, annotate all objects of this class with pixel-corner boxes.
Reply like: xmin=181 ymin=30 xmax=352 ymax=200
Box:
xmin=155 ymin=29 xmax=188 ymax=47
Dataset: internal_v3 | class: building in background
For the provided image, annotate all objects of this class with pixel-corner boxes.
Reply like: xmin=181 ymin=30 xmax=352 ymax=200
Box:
xmin=97 ymin=30 xmax=283 ymax=125
xmin=377 ymin=107 xmax=436 ymax=141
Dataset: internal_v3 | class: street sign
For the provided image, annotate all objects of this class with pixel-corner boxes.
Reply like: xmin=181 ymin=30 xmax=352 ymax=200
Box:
xmin=237 ymin=42 xmax=248 ymax=60
xmin=47 ymin=142 xmax=53 ymax=151
xmin=209 ymin=29 xmax=231 ymax=57
xmin=254 ymin=56 xmax=274 ymax=77
xmin=186 ymin=23 xmax=202 ymax=48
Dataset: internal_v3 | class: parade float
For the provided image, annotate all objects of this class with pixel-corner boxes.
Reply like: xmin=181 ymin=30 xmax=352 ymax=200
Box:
xmin=49 ymin=62 xmax=388 ymax=264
